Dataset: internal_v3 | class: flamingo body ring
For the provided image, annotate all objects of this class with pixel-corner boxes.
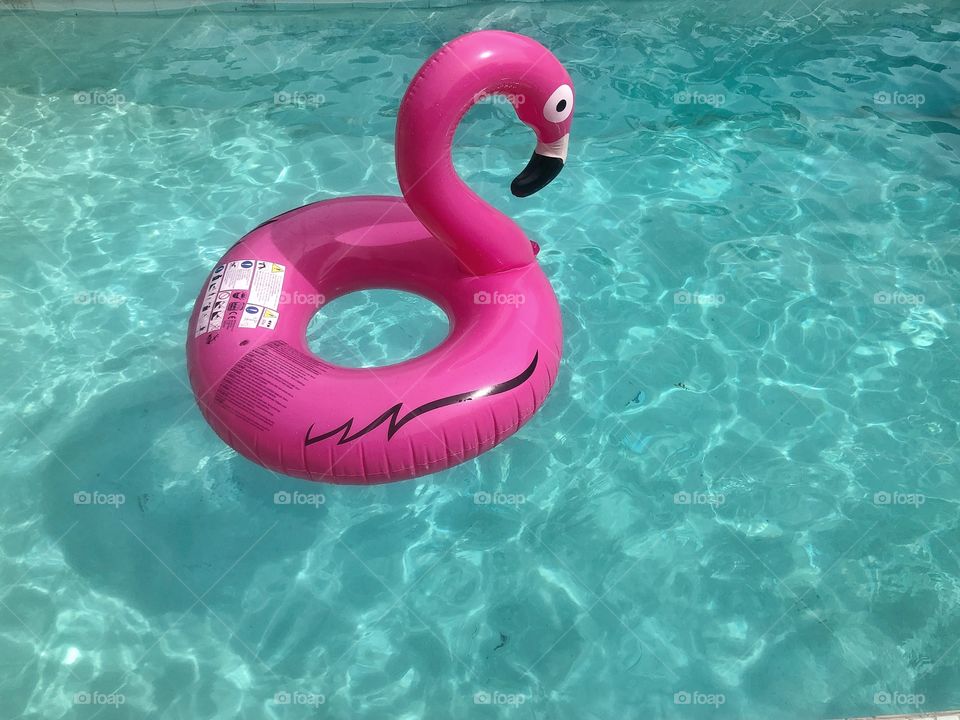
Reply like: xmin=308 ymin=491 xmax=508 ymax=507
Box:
xmin=187 ymin=31 xmax=575 ymax=484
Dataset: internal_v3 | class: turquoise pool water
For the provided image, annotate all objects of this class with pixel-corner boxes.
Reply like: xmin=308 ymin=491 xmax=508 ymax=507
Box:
xmin=3 ymin=0 xmax=960 ymax=717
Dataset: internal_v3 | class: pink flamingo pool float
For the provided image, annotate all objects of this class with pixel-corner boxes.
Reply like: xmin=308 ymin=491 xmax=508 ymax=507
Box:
xmin=187 ymin=30 xmax=575 ymax=484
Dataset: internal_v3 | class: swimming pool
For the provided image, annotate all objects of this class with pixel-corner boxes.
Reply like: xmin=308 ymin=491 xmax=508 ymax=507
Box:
xmin=2 ymin=0 xmax=960 ymax=717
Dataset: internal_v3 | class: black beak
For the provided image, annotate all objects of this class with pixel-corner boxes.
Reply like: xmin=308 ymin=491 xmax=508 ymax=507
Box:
xmin=511 ymin=152 xmax=564 ymax=198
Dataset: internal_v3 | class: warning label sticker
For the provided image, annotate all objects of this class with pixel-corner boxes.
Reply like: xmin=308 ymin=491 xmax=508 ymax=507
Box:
xmin=195 ymin=259 xmax=286 ymax=336
xmin=208 ymin=290 xmax=230 ymax=333
xmin=259 ymin=308 xmax=279 ymax=330
xmin=221 ymin=260 xmax=256 ymax=291
xmin=248 ymin=261 xmax=285 ymax=310
xmin=194 ymin=264 xmax=225 ymax=337
xmin=239 ymin=304 xmax=263 ymax=328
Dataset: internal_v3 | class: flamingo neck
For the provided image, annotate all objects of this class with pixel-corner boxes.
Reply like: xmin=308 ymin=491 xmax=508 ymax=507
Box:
xmin=395 ymin=41 xmax=536 ymax=276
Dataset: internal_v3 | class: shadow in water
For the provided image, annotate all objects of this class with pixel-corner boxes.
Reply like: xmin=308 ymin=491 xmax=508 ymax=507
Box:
xmin=39 ymin=370 xmax=329 ymax=618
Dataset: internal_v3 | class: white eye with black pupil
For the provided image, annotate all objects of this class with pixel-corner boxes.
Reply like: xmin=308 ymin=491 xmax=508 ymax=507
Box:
xmin=543 ymin=84 xmax=573 ymax=123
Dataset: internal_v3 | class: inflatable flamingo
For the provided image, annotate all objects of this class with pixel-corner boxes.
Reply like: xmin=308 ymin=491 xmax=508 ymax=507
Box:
xmin=187 ymin=30 xmax=575 ymax=484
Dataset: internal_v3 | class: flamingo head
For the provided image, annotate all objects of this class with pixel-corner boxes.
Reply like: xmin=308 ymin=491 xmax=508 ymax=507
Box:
xmin=509 ymin=59 xmax=575 ymax=198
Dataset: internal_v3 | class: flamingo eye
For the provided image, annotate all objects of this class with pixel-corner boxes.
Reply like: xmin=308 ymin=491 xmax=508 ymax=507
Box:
xmin=543 ymin=84 xmax=573 ymax=123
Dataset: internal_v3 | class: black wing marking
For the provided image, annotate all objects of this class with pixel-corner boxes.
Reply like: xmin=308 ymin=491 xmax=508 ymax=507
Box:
xmin=304 ymin=352 xmax=539 ymax=446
